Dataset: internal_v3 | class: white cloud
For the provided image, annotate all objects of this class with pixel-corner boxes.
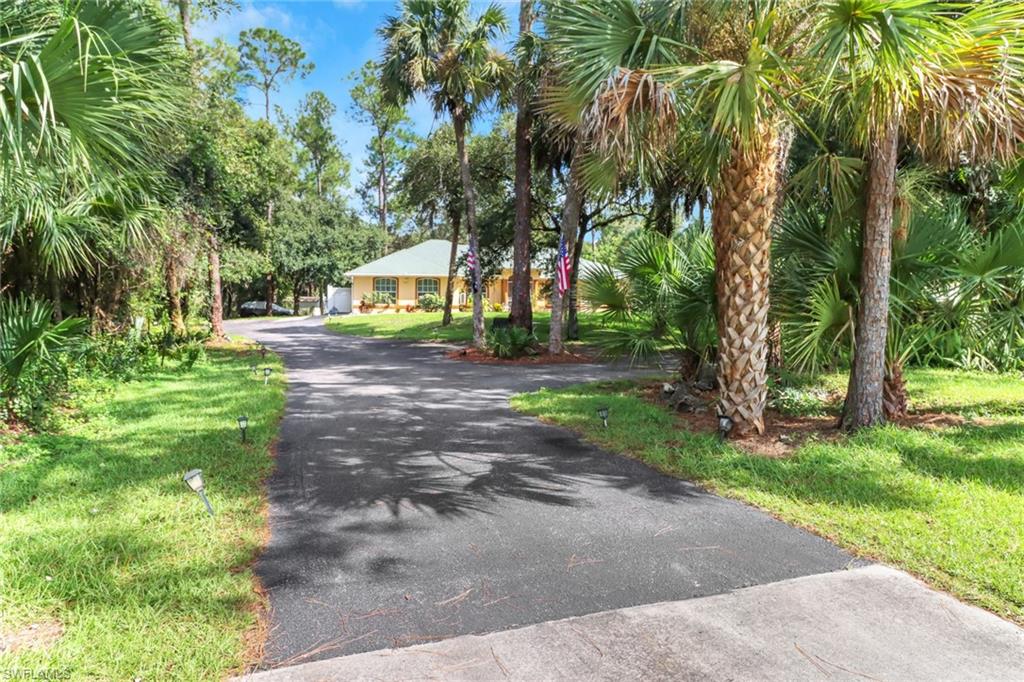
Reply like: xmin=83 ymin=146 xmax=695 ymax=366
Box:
xmin=194 ymin=3 xmax=296 ymax=43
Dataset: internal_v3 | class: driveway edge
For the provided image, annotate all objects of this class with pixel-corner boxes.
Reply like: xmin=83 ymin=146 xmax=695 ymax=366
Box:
xmin=235 ymin=565 xmax=1024 ymax=681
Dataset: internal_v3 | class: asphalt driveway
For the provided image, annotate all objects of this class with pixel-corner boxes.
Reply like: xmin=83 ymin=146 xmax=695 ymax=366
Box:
xmin=226 ymin=316 xmax=858 ymax=669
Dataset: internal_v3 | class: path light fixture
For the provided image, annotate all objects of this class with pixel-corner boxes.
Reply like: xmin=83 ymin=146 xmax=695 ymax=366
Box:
xmin=260 ymin=345 xmax=267 ymax=359
xmin=263 ymin=367 xmax=272 ymax=385
xmin=597 ymin=406 xmax=609 ymax=428
xmin=249 ymin=364 xmax=257 ymax=375
xmin=183 ymin=469 xmax=214 ymax=516
xmin=237 ymin=415 xmax=249 ymax=443
xmin=717 ymin=410 xmax=734 ymax=441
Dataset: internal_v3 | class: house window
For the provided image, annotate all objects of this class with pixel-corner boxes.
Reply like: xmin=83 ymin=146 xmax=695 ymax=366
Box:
xmin=416 ymin=278 xmax=440 ymax=297
xmin=373 ymin=277 xmax=397 ymax=303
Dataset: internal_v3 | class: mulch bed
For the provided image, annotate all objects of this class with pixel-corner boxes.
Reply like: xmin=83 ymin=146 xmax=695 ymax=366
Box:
xmin=636 ymin=381 xmax=972 ymax=458
xmin=446 ymin=346 xmax=597 ymax=365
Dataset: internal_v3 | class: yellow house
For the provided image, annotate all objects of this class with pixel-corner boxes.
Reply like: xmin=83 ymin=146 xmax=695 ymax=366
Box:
xmin=344 ymin=239 xmax=600 ymax=311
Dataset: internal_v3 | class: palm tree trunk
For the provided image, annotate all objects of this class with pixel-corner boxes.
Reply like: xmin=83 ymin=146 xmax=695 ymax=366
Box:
xmin=452 ymin=113 xmax=485 ymax=348
xmin=509 ymin=0 xmax=535 ymax=333
xmin=208 ymin=230 xmax=224 ymax=339
xmin=442 ymin=209 xmax=461 ymax=326
xmin=549 ymin=146 xmax=584 ymax=355
xmin=712 ymin=133 xmax=780 ymax=437
xmin=841 ymin=119 xmax=899 ymax=430
xmin=883 ymin=359 xmax=908 ymax=421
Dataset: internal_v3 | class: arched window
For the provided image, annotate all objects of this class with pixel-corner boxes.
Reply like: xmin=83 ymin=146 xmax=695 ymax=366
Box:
xmin=373 ymin=277 xmax=397 ymax=303
xmin=416 ymin=278 xmax=440 ymax=297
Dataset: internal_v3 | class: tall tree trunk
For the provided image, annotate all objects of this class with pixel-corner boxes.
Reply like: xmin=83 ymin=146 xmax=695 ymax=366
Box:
xmin=549 ymin=146 xmax=584 ymax=355
xmin=318 ymin=283 xmax=325 ymax=315
xmin=567 ymin=222 xmax=586 ymax=341
xmin=452 ymin=112 xmax=485 ymax=348
xmin=264 ymin=191 xmax=275 ymax=315
xmin=509 ymin=0 xmax=535 ymax=333
xmin=841 ymin=119 xmax=899 ymax=430
xmin=265 ymin=273 xmax=276 ymax=316
xmin=378 ymin=131 xmax=389 ymax=235
xmin=177 ymin=0 xmax=193 ymax=54
xmin=442 ymin=210 xmax=461 ymax=326
xmin=712 ymin=131 xmax=780 ymax=437
xmin=292 ymin=284 xmax=300 ymax=315
xmin=651 ymin=180 xmax=675 ymax=237
xmin=208 ymin=230 xmax=225 ymax=339
xmin=164 ymin=254 xmax=186 ymax=336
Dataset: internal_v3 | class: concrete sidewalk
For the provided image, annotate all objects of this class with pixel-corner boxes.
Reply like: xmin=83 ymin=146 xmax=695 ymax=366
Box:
xmin=238 ymin=565 xmax=1024 ymax=681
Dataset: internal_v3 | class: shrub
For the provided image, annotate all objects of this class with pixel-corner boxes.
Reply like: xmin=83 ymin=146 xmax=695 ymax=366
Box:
xmin=492 ymin=301 xmax=503 ymax=312
xmin=361 ymin=292 xmax=394 ymax=308
xmin=486 ymin=326 xmax=537 ymax=359
xmin=80 ymin=329 xmax=160 ymax=380
xmin=418 ymin=293 xmax=444 ymax=312
xmin=173 ymin=339 xmax=206 ymax=370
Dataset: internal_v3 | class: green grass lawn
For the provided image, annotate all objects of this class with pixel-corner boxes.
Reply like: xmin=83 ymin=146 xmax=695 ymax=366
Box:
xmin=511 ymin=368 xmax=1024 ymax=625
xmin=324 ymin=310 xmax=634 ymax=345
xmin=0 ymin=342 xmax=285 ymax=679
xmin=811 ymin=368 xmax=1024 ymax=416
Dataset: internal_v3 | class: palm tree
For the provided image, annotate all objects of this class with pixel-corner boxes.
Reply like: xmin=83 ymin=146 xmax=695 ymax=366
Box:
xmin=380 ymin=0 xmax=510 ymax=349
xmin=541 ymin=0 xmax=682 ymax=355
xmin=552 ymin=0 xmax=811 ymax=435
xmin=583 ymin=227 xmax=717 ymax=376
xmin=1 ymin=0 xmax=185 ymax=305
xmin=813 ymin=0 xmax=1024 ymax=429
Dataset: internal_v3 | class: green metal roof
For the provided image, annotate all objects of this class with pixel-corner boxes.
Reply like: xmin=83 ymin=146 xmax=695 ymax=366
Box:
xmin=345 ymin=240 xmax=464 ymax=277
xmin=344 ymin=238 xmax=607 ymax=278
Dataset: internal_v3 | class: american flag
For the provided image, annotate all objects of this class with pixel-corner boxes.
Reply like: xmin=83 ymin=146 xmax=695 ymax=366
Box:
xmin=556 ymin=236 xmax=572 ymax=296
xmin=467 ymin=246 xmax=478 ymax=293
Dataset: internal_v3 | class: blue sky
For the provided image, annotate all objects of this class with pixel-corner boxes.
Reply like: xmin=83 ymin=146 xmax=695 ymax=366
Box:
xmin=195 ymin=1 xmax=513 ymax=202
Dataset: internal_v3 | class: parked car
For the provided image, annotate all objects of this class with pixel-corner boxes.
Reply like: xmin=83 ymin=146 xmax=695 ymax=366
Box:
xmin=239 ymin=301 xmax=294 ymax=317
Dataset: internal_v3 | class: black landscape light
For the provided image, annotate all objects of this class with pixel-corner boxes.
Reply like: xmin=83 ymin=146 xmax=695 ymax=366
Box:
xmin=249 ymin=364 xmax=257 ymax=375
xmin=237 ymin=415 xmax=249 ymax=443
xmin=717 ymin=410 xmax=734 ymax=441
xmin=263 ymin=367 xmax=272 ymax=385
xmin=183 ymin=469 xmax=214 ymax=516
xmin=597 ymin=406 xmax=609 ymax=428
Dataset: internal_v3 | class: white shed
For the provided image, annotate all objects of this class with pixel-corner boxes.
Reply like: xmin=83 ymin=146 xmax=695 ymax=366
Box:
xmin=326 ymin=286 xmax=352 ymax=314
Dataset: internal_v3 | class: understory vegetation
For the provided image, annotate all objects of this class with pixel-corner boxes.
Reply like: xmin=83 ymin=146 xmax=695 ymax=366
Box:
xmin=0 ymin=343 xmax=285 ymax=679
xmin=511 ymin=369 xmax=1024 ymax=625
